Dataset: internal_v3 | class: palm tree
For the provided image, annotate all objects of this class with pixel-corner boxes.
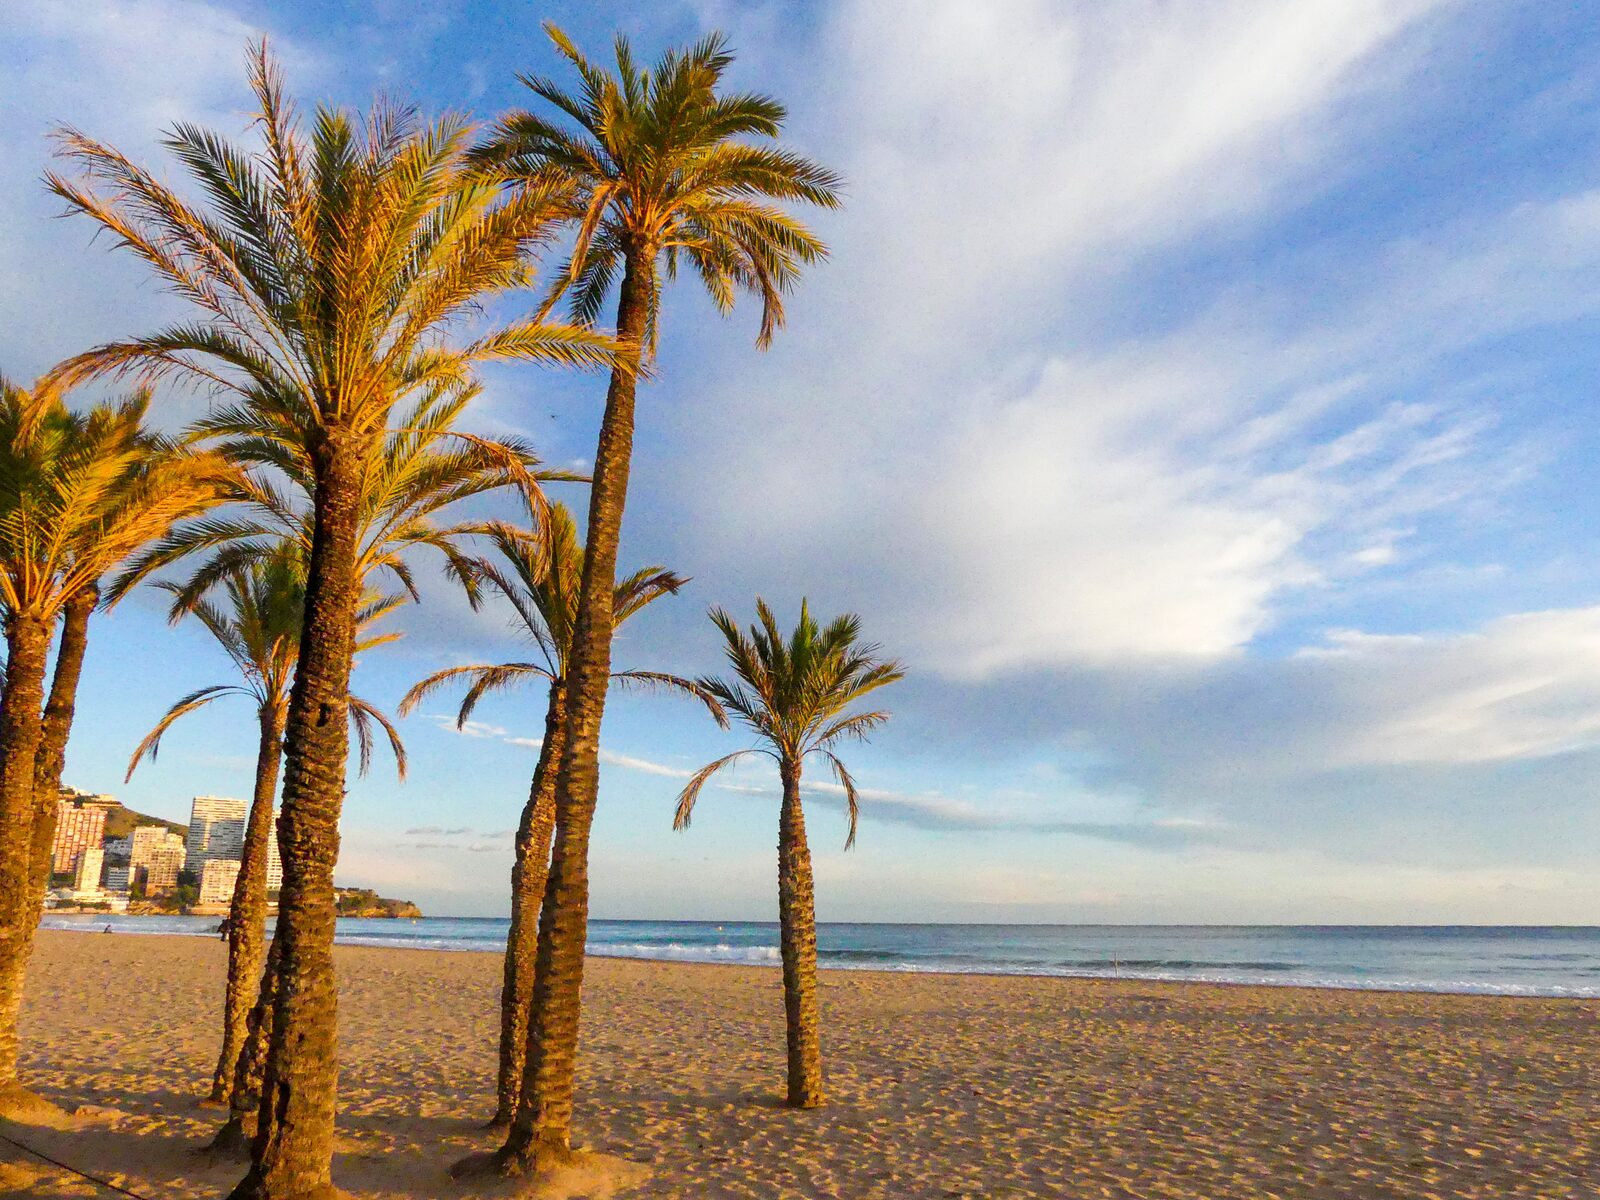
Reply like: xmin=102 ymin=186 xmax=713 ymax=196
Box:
xmin=400 ymin=501 xmax=722 ymax=1127
xmin=470 ymin=25 xmax=840 ymax=1168
xmin=46 ymin=44 xmax=618 ymax=1195
xmin=125 ymin=552 xmax=406 ymax=1110
xmin=673 ymin=600 xmax=902 ymax=1107
xmin=0 ymin=377 xmax=232 ymax=1121
xmin=115 ymin=388 xmax=560 ymax=1145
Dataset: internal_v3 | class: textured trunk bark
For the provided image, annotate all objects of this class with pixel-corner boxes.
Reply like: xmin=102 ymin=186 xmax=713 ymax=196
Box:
xmin=0 ymin=612 xmax=53 ymax=1116
xmin=777 ymin=757 xmax=824 ymax=1108
xmin=229 ymin=432 xmax=363 ymax=1200
xmin=211 ymin=931 xmax=282 ymax=1155
xmin=210 ymin=704 xmax=285 ymax=1105
xmin=492 ymin=683 xmax=564 ymax=1128
xmin=495 ymin=253 xmax=651 ymax=1172
xmin=27 ymin=585 xmax=96 ymax=916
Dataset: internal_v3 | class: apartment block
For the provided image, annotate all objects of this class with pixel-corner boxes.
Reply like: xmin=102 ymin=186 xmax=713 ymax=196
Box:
xmin=50 ymin=791 xmax=117 ymax=877
xmin=129 ymin=825 xmax=186 ymax=894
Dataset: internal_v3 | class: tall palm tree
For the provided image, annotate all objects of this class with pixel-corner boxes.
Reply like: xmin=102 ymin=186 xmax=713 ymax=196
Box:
xmin=673 ymin=600 xmax=902 ymax=1107
xmin=118 ymin=388 xmax=560 ymax=1147
xmin=0 ymin=377 xmax=232 ymax=1121
xmin=470 ymin=26 xmax=840 ymax=1168
xmin=125 ymin=552 xmax=406 ymax=1110
xmin=399 ymin=501 xmax=722 ymax=1128
xmin=46 ymin=44 xmax=618 ymax=1195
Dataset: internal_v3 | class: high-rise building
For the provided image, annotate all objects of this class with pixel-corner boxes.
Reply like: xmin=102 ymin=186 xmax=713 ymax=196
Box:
xmin=266 ymin=820 xmax=283 ymax=893
xmin=129 ymin=825 xmax=186 ymax=894
xmin=73 ymin=845 xmax=104 ymax=895
xmin=185 ymin=796 xmax=247 ymax=869
xmin=50 ymin=791 xmax=117 ymax=877
xmin=198 ymin=859 xmax=241 ymax=907
xmin=105 ymin=866 xmax=131 ymax=892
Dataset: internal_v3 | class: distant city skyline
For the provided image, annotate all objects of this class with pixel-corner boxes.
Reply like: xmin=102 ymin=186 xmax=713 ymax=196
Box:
xmin=8 ymin=2 xmax=1600 ymax=923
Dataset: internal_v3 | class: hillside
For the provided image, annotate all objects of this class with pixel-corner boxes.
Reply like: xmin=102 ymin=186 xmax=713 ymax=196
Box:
xmin=103 ymin=804 xmax=186 ymax=842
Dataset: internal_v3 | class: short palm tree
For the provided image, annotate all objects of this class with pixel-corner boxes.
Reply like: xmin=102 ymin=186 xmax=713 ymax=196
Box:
xmin=126 ymin=552 xmax=405 ymax=1111
xmin=0 ymin=376 xmax=232 ymax=1121
xmin=400 ymin=501 xmax=722 ymax=1128
xmin=470 ymin=25 xmax=840 ymax=1168
xmin=46 ymin=43 xmax=618 ymax=1195
xmin=673 ymin=600 xmax=902 ymax=1107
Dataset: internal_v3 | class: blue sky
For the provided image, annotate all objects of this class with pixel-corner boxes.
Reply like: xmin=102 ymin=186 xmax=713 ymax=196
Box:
xmin=5 ymin=0 xmax=1600 ymax=922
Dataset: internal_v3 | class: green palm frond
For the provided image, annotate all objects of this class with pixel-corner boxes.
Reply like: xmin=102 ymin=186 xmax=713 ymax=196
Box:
xmin=676 ymin=599 xmax=902 ymax=848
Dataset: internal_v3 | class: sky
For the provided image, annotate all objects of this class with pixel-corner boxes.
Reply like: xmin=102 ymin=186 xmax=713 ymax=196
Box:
xmin=4 ymin=0 xmax=1600 ymax=923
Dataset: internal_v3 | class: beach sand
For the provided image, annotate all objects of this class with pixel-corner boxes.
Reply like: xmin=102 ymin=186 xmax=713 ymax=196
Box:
xmin=3 ymin=929 xmax=1596 ymax=1198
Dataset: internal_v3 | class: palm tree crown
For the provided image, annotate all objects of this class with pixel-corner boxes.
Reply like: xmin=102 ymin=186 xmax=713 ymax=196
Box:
xmin=0 ymin=378 xmax=233 ymax=622
xmin=473 ymin=23 xmax=842 ymax=350
xmin=46 ymin=40 xmax=618 ymax=437
xmin=399 ymin=501 xmax=721 ymax=723
xmin=675 ymin=599 xmax=903 ymax=847
xmin=125 ymin=551 xmax=406 ymax=781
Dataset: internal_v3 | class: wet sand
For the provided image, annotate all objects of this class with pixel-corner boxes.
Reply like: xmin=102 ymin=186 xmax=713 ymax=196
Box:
xmin=4 ymin=929 xmax=1596 ymax=1198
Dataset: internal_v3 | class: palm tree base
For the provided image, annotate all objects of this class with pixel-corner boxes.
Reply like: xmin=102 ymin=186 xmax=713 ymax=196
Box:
xmin=224 ymin=1172 xmax=349 ymax=1200
xmin=202 ymin=1115 xmax=254 ymax=1158
xmin=0 ymin=1082 xmax=72 ymax=1127
xmin=449 ymin=1145 xmax=650 ymax=1194
xmin=786 ymin=1091 xmax=824 ymax=1110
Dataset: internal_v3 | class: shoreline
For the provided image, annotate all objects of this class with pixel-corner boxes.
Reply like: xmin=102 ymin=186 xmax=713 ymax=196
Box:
xmin=33 ymin=917 xmax=1600 ymax=1001
xmin=12 ymin=929 xmax=1596 ymax=1198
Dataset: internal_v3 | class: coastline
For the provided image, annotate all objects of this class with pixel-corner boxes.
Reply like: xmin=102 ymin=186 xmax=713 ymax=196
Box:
xmin=9 ymin=929 xmax=1594 ymax=1198
xmin=35 ymin=914 xmax=1600 ymax=999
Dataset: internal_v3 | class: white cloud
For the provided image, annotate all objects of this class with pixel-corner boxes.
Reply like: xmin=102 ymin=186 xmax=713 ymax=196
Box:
xmin=0 ymin=1 xmax=275 ymax=381
xmin=1300 ymin=608 xmax=1600 ymax=766
xmin=666 ymin=1 xmax=1560 ymax=676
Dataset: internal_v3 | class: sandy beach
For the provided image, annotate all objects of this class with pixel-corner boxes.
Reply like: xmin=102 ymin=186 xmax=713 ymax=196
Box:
xmin=1 ymin=929 xmax=1594 ymax=1198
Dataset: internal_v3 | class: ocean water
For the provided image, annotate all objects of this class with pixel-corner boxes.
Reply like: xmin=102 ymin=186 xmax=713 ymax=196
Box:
xmin=36 ymin=916 xmax=1600 ymax=998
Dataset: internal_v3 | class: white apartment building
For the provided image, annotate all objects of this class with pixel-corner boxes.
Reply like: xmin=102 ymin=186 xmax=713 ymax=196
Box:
xmin=199 ymin=859 xmax=241 ymax=907
xmin=185 ymin=796 xmax=247 ymax=869
xmin=266 ymin=821 xmax=283 ymax=892
xmin=73 ymin=845 xmax=104 ymax=898
xmin=129 ymin=825 xmax=186 ymax=894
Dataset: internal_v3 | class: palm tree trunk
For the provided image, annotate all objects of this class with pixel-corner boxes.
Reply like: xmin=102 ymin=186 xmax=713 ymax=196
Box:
xmin=27 ymin=585 xmax=96 ymax=916
xmin=492 ymin=683 xmax=564 ymax=1128
xmin=777 ymin=757 xmax=824 ymax=1108
xmin=496 ymin=253 xmax=651 ymax=1171
xmin=0 ymin=612 xmax=56 ymax=1118
xmin=230 ymin=433 xmax=364 ymax=1200
xmin=209 ymin=705 xmax=285 ymax=1106
xmin=210 ymin=931 xmax=281 ymax=1156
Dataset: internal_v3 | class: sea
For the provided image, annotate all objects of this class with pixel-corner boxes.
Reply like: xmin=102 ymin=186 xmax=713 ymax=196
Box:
xmin=36 ymin=916 xmax=1600 ymax=999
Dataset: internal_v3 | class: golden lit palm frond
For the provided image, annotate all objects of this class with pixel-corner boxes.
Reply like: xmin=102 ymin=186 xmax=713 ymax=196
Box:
xmin=47 ymin=39 xmax=620 ymax=448
xmin=0 ymin=374 xmax=234 ymax=622
xmin=472 ymin=22 xmax=841 ymax=352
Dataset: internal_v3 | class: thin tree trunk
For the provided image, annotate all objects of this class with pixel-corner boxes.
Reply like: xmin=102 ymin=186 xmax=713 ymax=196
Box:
xmin=209 ymin=705 xmax=285 ymax=1106
xmin=492 ymin=683 xmax=564 ymax=1128
xmin=777 ymin=757 xmax=823 ymax=1107
xmin=27 ymin=585 xmax=96 ymax=916
xmin=0 ymin=612 xmax=55 ymax=1117
xmin=230 ymin=433 xmax=363 ymax=1200
xmin=210 ymin=931 xmax=281 ymax=1156
xmin=495 ymin=253 xmax=651 ymax=1172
